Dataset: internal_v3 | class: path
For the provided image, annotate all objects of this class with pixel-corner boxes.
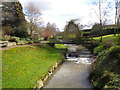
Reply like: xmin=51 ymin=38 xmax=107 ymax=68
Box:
xmin=0 ymin=43 xmax=40 ymax=51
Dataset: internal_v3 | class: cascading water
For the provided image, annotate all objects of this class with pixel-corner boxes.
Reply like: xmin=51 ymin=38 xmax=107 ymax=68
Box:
xmin=66 ymin=52 xmax=94 ymax=65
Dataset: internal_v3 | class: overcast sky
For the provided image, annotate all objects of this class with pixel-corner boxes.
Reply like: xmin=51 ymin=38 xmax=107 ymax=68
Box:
xmin=19 ymin=0 xmax=115 ymax=31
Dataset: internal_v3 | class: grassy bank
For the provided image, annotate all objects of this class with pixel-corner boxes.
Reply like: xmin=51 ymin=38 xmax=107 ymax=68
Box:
xmin=2 ymin=44 xmax=66 ymax=88
xmin=93 ymin=34 xmax=120 ymax=45
xmin=90 ymin=34 xmax=120 ymax=89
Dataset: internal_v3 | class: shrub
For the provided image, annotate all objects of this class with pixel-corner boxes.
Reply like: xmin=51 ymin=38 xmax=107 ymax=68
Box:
xmin=30 ymin=34 xmax=40 ymax=40
xmin=94 ymin=42 xmax=114 ymax=55
xmin=107 ymin=46 xmax=120 ymax=61
xmin=2 ymin=35 xmax=13 ymax=41
xmin=33 ymin=40 xmax=40 ymax=43
xmin=2 ymin=26 xmax=14 ymax=35
xmin=14 ymin=27 xmax=29 ymax=38
xmin=95 ymin=71 xmax=114 ymax=88
xmin=90 ymin=46 xmax=120 ymax=88
xmin=94 ymin=45 xmax=104 ymax=55
xmin=8 ymin=37 xmax=20 ymax=42
xmin=105 ymin=75 xmax=120 ymax=89
xmin=28 ymin=40 xmax=34 ymax=44
xmin=103 ymin=42 xmax=113 ymax=49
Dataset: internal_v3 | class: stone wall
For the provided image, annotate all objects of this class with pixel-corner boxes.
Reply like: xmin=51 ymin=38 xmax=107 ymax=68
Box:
xmin=0 ymin=41 xmax=28 ymax=47
xmin=34 ymin=59 xmax=65 ymax=88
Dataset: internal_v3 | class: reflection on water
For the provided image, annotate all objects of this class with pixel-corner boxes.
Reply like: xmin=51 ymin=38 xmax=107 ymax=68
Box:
xmin=43 ymin=45 xmax=93 ymax=88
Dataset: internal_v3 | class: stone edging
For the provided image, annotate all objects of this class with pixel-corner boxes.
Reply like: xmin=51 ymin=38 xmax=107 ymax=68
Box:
xmin=34 ymin=59 xmax=65 ymax=88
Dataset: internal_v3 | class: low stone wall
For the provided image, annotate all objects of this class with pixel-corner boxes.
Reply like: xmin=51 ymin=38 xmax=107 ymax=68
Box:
xmin=0 ymin=41 xmax=28 ymax=48
xmin=34 ymin=59 xmax=65 ymax=88
xmin=7 ymin=42 xmax=17 ymax=46
xmin=0 ymin=41 xmax=8 ymax=47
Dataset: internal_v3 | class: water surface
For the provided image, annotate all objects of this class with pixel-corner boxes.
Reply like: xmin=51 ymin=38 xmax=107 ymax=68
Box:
xmin=44 ymin=45 xmax=93 ymax=88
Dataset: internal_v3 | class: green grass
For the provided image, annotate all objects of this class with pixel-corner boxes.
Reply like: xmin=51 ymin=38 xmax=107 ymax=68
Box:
xmin=93 ymin=34 xmax=117 ymax=40
xmin=93 ymin=34 xmax=120 ymax=55
xmin=55 ymin=44 xmax=67 ymax=49
xmin=2 ymin=44 xmax=66 ymax=88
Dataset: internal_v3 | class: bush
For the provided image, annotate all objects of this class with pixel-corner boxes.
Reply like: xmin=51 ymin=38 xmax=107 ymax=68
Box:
xmin=2 ymin=26 xmax=14 ymax=35
xmin=2 ymin=35 xmax=20 ymax=42
xmin=94 ymin=71 xmax=114 ymax=88
xmin=8 ymin=37 xmax=20 ymax=42
xmin=30 ymin=34 xmax=40 ymax=40
xmin=33 ymin=40 xmax=40 ymax=43
xmin=107 ymin=46 xmax=120 ymax=61
xmin=14 ymin=27 xmax=29 ymax=38
xmin=28 ymin=40 xmax=34 ymax=44
xmin=90 ymin=46 xmax=120 ymax=89
xmin=105 ymin=75 xmax=120 ymax=89
xmin=94 ymin=45 xmax=104 ymax=55
xmin=2 ymin=35 xmax=12 ymax=41
xmin=103 ymin=42 xmax=113 ymax=49
xmin=94 ymin=42 xmax=114 ymax=55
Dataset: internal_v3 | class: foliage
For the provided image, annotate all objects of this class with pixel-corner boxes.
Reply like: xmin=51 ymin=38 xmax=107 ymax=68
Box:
xmin=2 ymin=26 xmax=14 ymax=36
xmin=2 ymin=44 xmax=66 ymax=88
xmin=42 ymin=23 xmax=58 ymax=40
xmin=2 ymin=35 xmax=13 ymax=41
xmin=25 ymin=2 xmax=42 ymax=36
xmin=94 ymin=45 xmax=104 ymax=55
xmin=93 ymin=34 xmax=120 ymax=45
xmin=14 ymin=27 xmax=29 ymax=38
xmin=63 ymin=19 xmax=82 ymax=41
xmin=33 ymin=39 xmax=40 ymax=43
xmin=90 ymin=47 xmax=120 ymax=88
xmin=2 ymin=1 xmax=28 ymax=39
xmin=2 ymin=2 xmax=26 ymax=27
xmin=92 ymin=24 xmax=102 ymax=32
xmin=8 ymin=37 xmax=20 ymax=42
xmin=30 ymin=33 xmax=40 ymax=40
xmin=90 ymin=34 xmax=120 ymax=89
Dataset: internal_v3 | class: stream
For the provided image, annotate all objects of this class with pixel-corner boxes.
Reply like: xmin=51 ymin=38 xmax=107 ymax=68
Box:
xmin=43 ymin=44 xmax=94 ymax=88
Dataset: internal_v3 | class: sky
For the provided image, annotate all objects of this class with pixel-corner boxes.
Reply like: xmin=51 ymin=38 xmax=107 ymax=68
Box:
xmin=19 ymin=0 xmax=115 ymax=31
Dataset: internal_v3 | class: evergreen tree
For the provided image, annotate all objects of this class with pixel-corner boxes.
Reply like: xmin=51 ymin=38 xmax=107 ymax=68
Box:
xmin=1 ymin=1 xmax=28 ymax=37
xmin=2 ymin=1 xmax=26 ymax=27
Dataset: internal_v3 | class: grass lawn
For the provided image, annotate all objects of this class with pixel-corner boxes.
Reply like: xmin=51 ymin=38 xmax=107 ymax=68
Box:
xmin=55 ymin=44 xmax=67 ymax=49
xmin=2 ymin=44 xmax=66 ymax=88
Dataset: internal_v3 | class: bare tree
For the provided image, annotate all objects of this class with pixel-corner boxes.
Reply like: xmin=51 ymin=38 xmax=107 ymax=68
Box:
xmin=92 ymin=0 xmax=112 ymax=41
xmin=42 ymin=22 xmax=57 ymax=40
xmin=25 ymin=2 xmax=42 ymax=37
xmin=115 ymin=0 xmax=120 ymax=35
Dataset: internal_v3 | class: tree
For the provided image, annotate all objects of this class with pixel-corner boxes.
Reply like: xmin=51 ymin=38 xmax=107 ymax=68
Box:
xmin=42 ymin=22 xmax=57 ymax=40
xmin=2 ymin=26 xmax=14 ymax=35
xmin=14 ymin=27 xmax=28 ymax=38
xmin=2 ymin=1 xmax=26 ymax=27
xmin=115 ymin=0 xmax=120 ymax=35
xmin=63 ymin=19 xmax=82 ymax=41
xmin=92 ymin=0 xmax=112 ymax=41
xmin=1 ymin=1 xmax=28 ymax=37
xmin=91 ymin=23 xmax=102 ymax=36
xmin=25 ymin=2 xmax=42 ymax=37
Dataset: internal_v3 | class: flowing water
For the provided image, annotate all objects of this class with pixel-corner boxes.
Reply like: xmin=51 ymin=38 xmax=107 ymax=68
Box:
xmin=43 ymin=45 xmax=94 ymax=88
